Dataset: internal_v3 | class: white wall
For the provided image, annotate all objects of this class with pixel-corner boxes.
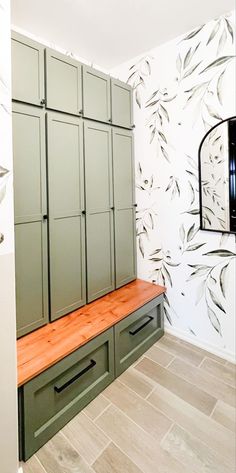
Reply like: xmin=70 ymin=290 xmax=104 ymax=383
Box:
xmin=112 ymin=11 xmax=236 ymax=361
xmin=0 ymin=1 xmax=18 ymax=472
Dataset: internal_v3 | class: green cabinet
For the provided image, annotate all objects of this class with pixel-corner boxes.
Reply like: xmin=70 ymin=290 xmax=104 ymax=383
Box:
xmin=112 ymin=128 xmax=136 ymax=288
xmin=45 ymin=49 xmax=82 ymax=115
xmin=11 ymin=31 xmax=45 ymax=107
xmin=83 ymin=65 xmax=111 ymax=123
xmin=115 ymin=296 xmax=164 ymax=376
xmin=84 ymin=121 xmax=115 ymax=302
xmin=111 ymin=79 xmax=133 ymax=128
xmin=12 ymin=103 xmax=48 ymax=337
xmin=47 ymin=112 xmax=86 ymax=320
xmin=19 ymin=328 xmax=114 ymax=460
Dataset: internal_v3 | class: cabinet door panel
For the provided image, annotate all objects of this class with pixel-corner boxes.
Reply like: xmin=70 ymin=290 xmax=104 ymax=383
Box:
xmin=49 ymin=216 xmax=85 ymax=318
xmin=11 ymin=31 xmax=44 ymax=106
xmin=45 ymin=49 xmax=82 ymax=115
xmin=15 ymin=222 xmax=48 ymax=337
xmin=12 ymin=105 xmax=46 ymax=223
xmin=115 ymin=209 xmax=136 ymax=288
xmin=47 ymin=112 xmax=86 ymax=320
xmin=111 ymin=79 xmax=133 ymax=129
xmin=83 ymin=66 xmax=111 ymax=123
xmin=84 ymin=121 xmax=114 ymax=301
xmin=12 ymin=103 xmax=48 ymax=337
xmin=112 ymin=128 xmax=136 ymax=288
xmin=86 ymin=212 xmax=114 ymax=302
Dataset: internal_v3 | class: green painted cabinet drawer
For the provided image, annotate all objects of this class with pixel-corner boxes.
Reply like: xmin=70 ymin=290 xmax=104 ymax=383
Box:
xmin=19 ymin=329 xmax=114 ymax=460
xmin=114 ymin=295 xmax=164 ymax=376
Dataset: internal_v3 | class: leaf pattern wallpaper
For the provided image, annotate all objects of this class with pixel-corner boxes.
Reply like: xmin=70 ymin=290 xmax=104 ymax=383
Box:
xmin=112 ymin=11 xmax=236 ymax=359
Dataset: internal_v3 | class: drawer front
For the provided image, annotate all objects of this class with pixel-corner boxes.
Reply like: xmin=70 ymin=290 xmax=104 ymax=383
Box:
xmin=21 ymin=329 xmax=114 ymax=460
xmin=115 ymin=295 xmax=164 ymax=376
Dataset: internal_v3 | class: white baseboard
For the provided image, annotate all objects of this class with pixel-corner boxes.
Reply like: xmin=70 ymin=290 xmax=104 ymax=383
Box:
xmin=165 ymin=325 xmax=236 ymax=364
xmin=18 ymin=468 xmax=23 ymax=473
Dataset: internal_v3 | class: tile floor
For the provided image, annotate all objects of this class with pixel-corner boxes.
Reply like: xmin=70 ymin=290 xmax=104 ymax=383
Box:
xmin=20 ymin=334 xmax=236 ymax=473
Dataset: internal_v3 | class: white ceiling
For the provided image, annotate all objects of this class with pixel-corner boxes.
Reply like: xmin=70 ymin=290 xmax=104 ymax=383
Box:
xmin=11 ymin=0 xmax=235 ymax=69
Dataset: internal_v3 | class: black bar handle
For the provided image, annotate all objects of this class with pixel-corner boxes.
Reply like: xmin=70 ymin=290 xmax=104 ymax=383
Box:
xmin=133 ymin=203 xmax=137 ymax=207
xmin=54 ymin=359 xmax=96 ymax=394
xmin=129 ymin=316 xmax=154 ymax=336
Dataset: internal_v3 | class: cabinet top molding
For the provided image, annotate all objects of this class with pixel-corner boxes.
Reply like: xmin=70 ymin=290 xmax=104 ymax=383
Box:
xmin=17 ymin=279 xmax=165 ymax=386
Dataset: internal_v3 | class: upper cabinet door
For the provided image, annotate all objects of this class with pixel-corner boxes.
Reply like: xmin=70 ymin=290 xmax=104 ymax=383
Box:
xmin=83 ymin=65 xmax=111 ymax=123
xmin=11 ymin=31 xmax=45 ymax=106
xmin=45 ymin=49 xmax=82 ymax=116
xmin=111 ymin=79 xmax=133 ymax=129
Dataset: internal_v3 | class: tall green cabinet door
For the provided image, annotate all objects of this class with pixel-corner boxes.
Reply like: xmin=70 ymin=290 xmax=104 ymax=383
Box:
xmin=112 ymin=128 xmax=136 ymax=288
xmin=12 ymin=103 xmax=49 ymax=338
xmin=11 ymin=31 xmax=45 ymax=106
xmin=45 ymin=49 xmax=82 ymax=116
xmin=111 ymin=79 xmax=133 ymax=129
xmin=47 ymin=112 xmax=86 ymax=321
xmin=84 ymin=121 xmax=115 ymax=302
xmin=83 ymin=66 xmax=111 ymax=123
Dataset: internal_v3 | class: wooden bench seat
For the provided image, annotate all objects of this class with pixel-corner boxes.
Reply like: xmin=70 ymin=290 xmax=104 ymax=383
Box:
xmin=17 ymin=279 xmax=165 ymax=386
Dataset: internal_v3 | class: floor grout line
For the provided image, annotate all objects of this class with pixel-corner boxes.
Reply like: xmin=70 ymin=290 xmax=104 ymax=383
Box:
xmin=33 ymin=455 xmax=49 ymax=473
xmin=59 ymin=429 xmax=100 ymax=468
xmin=165 ymin=356 xmax=176 ymax=369
xmin=209 ymin=398 xmax=219 ymax=418
xmin=90 ymin=439 xmax=112 ymax=466
xmin=89 ymin=401 xmax=112 ymax=423
xmin=198 ymin=356 xmax=207 ymax=369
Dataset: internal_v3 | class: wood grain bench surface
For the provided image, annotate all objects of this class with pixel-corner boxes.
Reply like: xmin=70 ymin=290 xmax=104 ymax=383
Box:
xmin=17 ymin=279 xmax=166 ymax=386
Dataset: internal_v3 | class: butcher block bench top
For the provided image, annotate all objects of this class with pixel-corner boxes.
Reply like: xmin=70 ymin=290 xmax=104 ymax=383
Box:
xmin=17 ymin=279 xmax=166 ymax=386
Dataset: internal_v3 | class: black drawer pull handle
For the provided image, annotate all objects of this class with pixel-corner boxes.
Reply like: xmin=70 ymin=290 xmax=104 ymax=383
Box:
xmin=54 ymin=359 xmax=96 ymax=394
xmin=129 ymin=316 xmax=154 ymax=336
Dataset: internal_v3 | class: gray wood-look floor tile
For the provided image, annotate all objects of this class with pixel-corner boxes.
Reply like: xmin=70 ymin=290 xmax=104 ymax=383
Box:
xmin=147 ymin=382 xmax=235 ymax=466
xmin=117 ymin=366 xmax=156 ymax=398
xmin=176 ymin=338 xmax=227 ymax=365
xmin=93 ymin=442 xmax=143 ymax=473
xmin=62 ymin=411 xmax=110 ymax=465
xmin=162 ymin=424 xmax=233 ymax=473
xmin=83 ymin=394 xmax=111 ymax=420
xmin=20 ymin=457 xmax=47 ymax=473
xmin=103 ymin=379 xmax=172 ymax=441
xmin=157 ymin=336 xmax=205 ymax=366
xmin=135 ymin=356 xmax=217 ymax=415
xmin=168 ymin=357 xmax=236 ymax=407
xmin=36 ymin=432 xmax=94 ymax=473
xmin=200 ymin=357 xmax=236 ymax=387
xmin=95 ymin=404 xmax=189 ymax=473
xmin=145 ymin=344 xmax=174 ymax=367
xmin=211 ymin=400 xmax=236 ymax=433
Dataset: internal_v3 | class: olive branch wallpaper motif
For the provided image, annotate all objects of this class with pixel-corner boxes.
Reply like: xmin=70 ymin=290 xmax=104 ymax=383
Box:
xmin=112 ymin=11 xmax=236 ymax=357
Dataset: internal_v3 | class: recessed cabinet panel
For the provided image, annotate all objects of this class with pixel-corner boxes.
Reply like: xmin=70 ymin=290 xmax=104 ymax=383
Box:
xmin=113 ymin=129 xmax=134 ymax=208
xmin=115 ymin=209 xmax=136 ymax=288
xmin=15 ymin=222 xmax=48 ymax=337
xmin=86 ymin=212 xmax=115 ymax=302
xmin=84 ymin=121 xmax=114 ymax=301
xmin=12 ymin=103 xmax=48 ymax=337
xmin=11 ymin=31 xmax=45 ymax=106
xmin=12 ymin=104 xmax=46 ymax=223
xmin=45 ymin=49 xmax=82 ymax=115
xmin=49 ymin=216 xmax=85 ymax=319
xmin=84 ymin=121 xmax=113 ymax=210
xmin=111 ymin=79 xmax=133 ymax=128
xmin=47 ymin=113 xmax=86 ymax=320
xmin=112 ymin=128 xmax=136 ymax=288
xmin=83 ymin=65 xmax=111 ymax=123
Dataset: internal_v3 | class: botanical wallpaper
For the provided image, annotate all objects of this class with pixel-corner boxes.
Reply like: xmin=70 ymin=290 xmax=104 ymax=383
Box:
xmin=201 ymin=121 xmax=230 ymax=232
xmin=112 ymin=11 xmax=236 ymax=359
